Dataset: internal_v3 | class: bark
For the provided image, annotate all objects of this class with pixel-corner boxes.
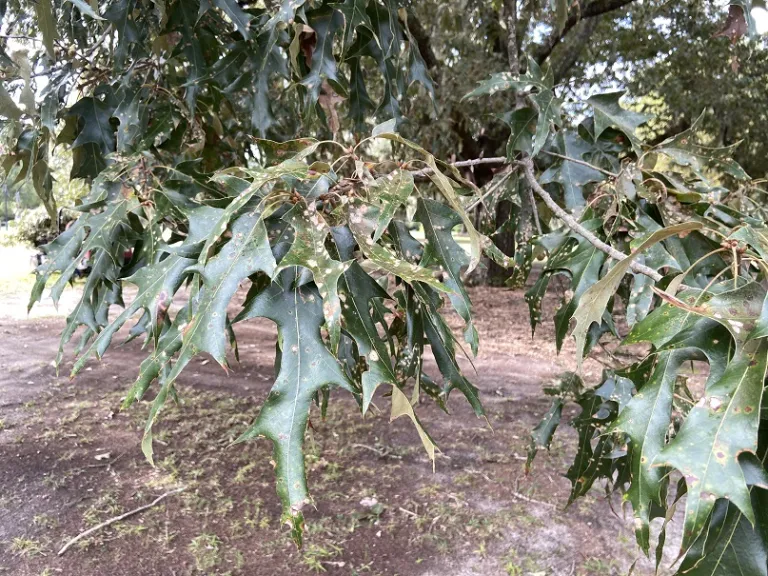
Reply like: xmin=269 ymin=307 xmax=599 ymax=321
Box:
xmin=532 ymin=0 xmax=638 ymax=66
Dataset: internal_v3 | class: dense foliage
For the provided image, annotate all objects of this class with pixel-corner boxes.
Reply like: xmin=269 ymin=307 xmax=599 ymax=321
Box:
xmin=3 ymin=0 xmax=768 ymax=572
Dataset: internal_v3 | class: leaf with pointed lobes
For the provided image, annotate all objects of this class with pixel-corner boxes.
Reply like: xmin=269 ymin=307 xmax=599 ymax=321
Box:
xmin=347 ymin=200 xmax=450 ymax=293
xmin=278 ymin=201 xmax=348 ymax=353
xmin=31 ymin=196 xmax=138 ymax=311
xmin=416 ymin=198 xmax=478 ymax=356
xmin=235 ymin=271 xmax=356 ymax=546
xmin=526 ymin=398 xmax=563 ymax=473
xmin=414 ymin=283 xmax=485 ymax=417
xmin=687 ymin=281 xmax=766 ymax=348
xmin=539 ymin=130 xmax=606 ymax=211
xmin=204 ymin=154 xmax=316 ymax=261
xmin=587 ymin=91 xmax=651 ymax=154
xmin=71 ymin=255 xmax=195 ymax=377
xmin=610 ymin=350 xmax=690 ymax=553
xmin=336 ymin=256 xmax=398 ymax=413
xmin=571 ymin=222 xmax=702 ymax=370
xmin=656 ymin=339 xmax=768 ymax=552
xmin=159 ymin=209 xmax=277 ymax=384
xmin=677 ymin=490 xmax=768 ymax=576
xmin=300 ymin=7 xmax=344 ymax=104
xmin=366 ymin=169 xmax=414 ymax=241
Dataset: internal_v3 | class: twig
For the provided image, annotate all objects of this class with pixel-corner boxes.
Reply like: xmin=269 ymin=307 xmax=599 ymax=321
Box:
xmin=412 ymin=156 xmax=507 ymax=178
xmin=542 ymin=150 xmax=618 ymax=177
xmin=526 ymin=183 xmax=543 ymax=235
xmin=518 ymin=157 xmax=663 ymax=282
xmin=57 ymin=486 xmax=186 ymax=556
xmin=465 ymin=166 xmax=519 ymax=212
xmin=398 ymin=506 xmax=420 ymax=518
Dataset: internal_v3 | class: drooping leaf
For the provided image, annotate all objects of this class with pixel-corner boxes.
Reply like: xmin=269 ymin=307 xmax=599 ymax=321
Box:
xmin=236 ymin=271 xmax=356 ymax=544
xmin=416 ymin=198 xmax=478 ymax=355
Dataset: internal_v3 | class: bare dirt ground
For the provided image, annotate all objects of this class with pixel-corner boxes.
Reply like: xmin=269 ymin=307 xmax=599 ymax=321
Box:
xmin=0 ymin=258 xmax=668 ymax=576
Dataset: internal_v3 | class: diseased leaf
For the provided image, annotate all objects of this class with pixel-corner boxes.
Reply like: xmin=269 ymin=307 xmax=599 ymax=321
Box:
xmin=657 ymin=340 xmax=768 ymax=551
xmin=236 ymin=272 xmax=355 ymax=544
xmin=279 ymin=201 xmax=348 ymax=353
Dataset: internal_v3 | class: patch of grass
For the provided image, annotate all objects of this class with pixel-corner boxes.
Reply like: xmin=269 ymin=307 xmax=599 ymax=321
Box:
xmin=301 ymin=542 xmax=343 ymax=573
xmin=189 ymin=533 xmax=222 ymax=572
xmin=580 ymin=557 xmax=619 ymax=575
xmin=82 ymin=492 xmax=122 ymax=526
xmin=10 ymin=537 xmax=45 ymax=557
xmin=32 ymin=514 xmax=57 ymax=529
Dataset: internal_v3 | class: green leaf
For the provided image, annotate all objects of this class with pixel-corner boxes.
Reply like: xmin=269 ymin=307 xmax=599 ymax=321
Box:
xmin=677 ymin=492 xmax=768 ymax=576
xmin=539 ymin=131 xmax=606 ymax=211
xmin=462 ymin=71 xmax=535 ymax=100
xmin=336 ymin=259 xmax=398 ymax=412
xmin=71 ymin=255 xmax=194 ymax=376
xmin=502 ymin=107 xmax=537 ymax=157
xmin=278 ymin=201 xmax=348 ymax=353
xmin=657 ymin=340 xmax=768 ymax=551
xmin=236 ymin=272 xmax=355 ymax=543
xmin=367 ymin=169 xmax=414 ymax=241
xmin=301 ymin=7 xmax=344 ymax=102
xmin=34 ymin=0 xmax=58 ymax=59
xmin=530 ymin=89 xmax=562 ymax=157
xmin=160 ymin=209 xmax=277 ymax=380
xmin=526 ymin=398 xmax=564 ymax=471
xmin=611 ymin=350 xmax=692 ymax=552
xmin=571 ymin=222 xmax=702 ymax=368
xmin=416 ymin=198 xmax=478 ymax=355
xmin=333 ymin=0 xmax=373 ymax=49
xmin=423 ymin=156 xmax=484 ymax=273
xmin=211 ymin=0 xmax=252 ymax=39
xmin=587 ymin=91 xmax=651 ymax=154
xmin=348 ymin=200 xmax=449 ymax=293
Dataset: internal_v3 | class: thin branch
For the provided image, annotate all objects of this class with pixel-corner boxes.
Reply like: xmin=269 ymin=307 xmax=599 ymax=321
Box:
xmin=526 ymin=184 xmax=543 ymax=235
xmin=518 ymin=157 xmax=663 ymax=282
xmin=412 ymin=156 xmax=507 ymax=178
xmin=57 ymin=486 xmax=186 ymax=556
xmin=542 ymin=150 xmax=617 ymax=177
xmin=532 ymin=0 xmax=638 ymax=66
xmin=466 ymin=166 xmax=519 ymax=212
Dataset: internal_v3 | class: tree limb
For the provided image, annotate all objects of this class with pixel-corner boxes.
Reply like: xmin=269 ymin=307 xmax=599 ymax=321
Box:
xmin=518 ymin=157 xmax=663 ymax=282
xmin=532 ymin=0 xmax=637 ymax=66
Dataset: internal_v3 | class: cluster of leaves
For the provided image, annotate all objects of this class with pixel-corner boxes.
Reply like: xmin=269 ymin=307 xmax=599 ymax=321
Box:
xmin=464 ymin=49 xmax=768 ymax=574
xmin=0 ymin=0 xmax=433 ymax=221
xmin=5 ymin=0 xmax=768 ymax=572
xmin=26 ymin=125 xmax=510 ymax=543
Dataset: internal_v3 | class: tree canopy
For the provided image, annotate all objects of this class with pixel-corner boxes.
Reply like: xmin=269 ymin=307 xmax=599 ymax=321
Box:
xmin=3 ymin=0 xmax=768 ymax=573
